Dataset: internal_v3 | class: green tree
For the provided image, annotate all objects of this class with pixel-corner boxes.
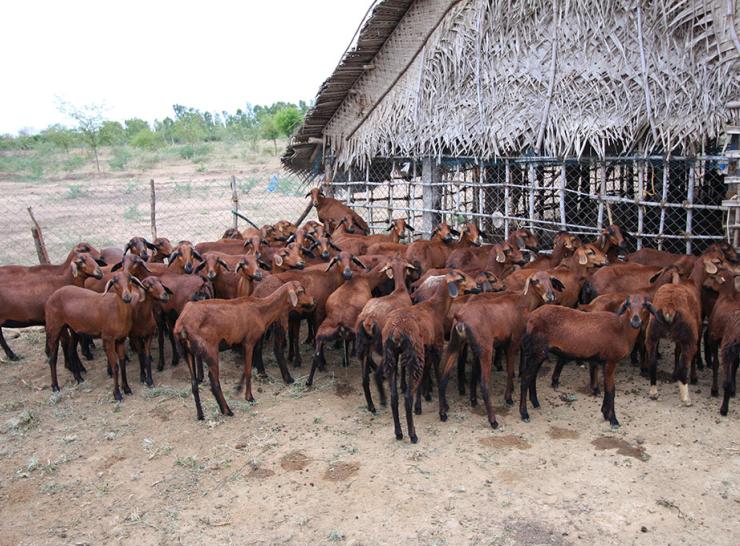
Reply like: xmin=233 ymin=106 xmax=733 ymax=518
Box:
xmin=130 ymin=128 xmax=164 ymax=150
xmin=261 ymin=114 xmax=280 ymax=155
xmin=154 ymin=117 xmax=175 ymax=145
xmin=40 ymin=124 xmax=78 ymax=154
xmin=99 ymin=121 xmax=126 ymax=145
xmin=171 ymin=104 xmax=208 ymax=143
xmin=124 ymin=118 xmax=150 ymax=140
xmin=274 ymin=107 xmax=303 ymax=137
xmin=58 ymin=100 xmax=106 ymax=172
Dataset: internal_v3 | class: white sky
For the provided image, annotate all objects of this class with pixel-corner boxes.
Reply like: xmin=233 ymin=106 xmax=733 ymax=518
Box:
xmin=0 ymin=0 xmax=371 ymax=134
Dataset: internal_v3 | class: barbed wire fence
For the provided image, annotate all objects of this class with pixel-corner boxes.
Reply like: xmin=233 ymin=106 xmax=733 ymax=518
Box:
xmin=0 ymin=171 xmax=311 ymax=265
xmin=326 ymin=155 xmax=730 ymax=255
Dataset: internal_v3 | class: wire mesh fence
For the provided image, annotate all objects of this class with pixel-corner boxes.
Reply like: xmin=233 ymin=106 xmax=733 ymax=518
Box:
xmin=0 ymin=171 xmax=310 ymax=265
xmin=326 ymin=155 xmax=730 ymax=255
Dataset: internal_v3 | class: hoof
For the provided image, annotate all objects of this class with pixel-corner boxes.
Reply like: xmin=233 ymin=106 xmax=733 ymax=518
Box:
xmin=424 ymin=393 xmax=432 ymax=402
xmin=226 ymin=409 xmax=234 ymax=416
xmin=690 ymin=377 xmax=698 ymax=385
xmin=197 ymin=413 xmax=205 ymax=421
xmin=8 ymin=354 xmax=20 ymax=362
xmin=51 ymin=385 xmax=61 ymax=392
xmin=531 ymin=400 xmax=540 ymax=409
xmin=395 ymin=432 xmax=403 ymax=440
xmin=551 ymin=381 xmax=559 ymax=389
xmin=470 ymin=399 xmax=478 ymax=407
xmin=682 ymin=400 xmax=693 ymax=407
xmin=305 ymin=380 xmax=313 ymax=388
xmin=458 ymin=387 xmax=465 ymax=396
xmin=610 ymin=421 xmax=621 ymax=429
xmin=410 ymin=435 xmax=418 ymax=444
xmin=75 ymin=377 xmax=84 ymax=384
xmin=157 ymin=365 xmax=165 ymax=372
xmin=285 ymin=376 xmax=295 ymax=385
xmin=520 ymin=412 xmax=530 ymax=422
xmin=640 ymin=369 xmax=649 ymax=378
xmin=368 ymin=406 xmax=376 ymax=414
xmin=146 ymin=379 xmax=154 ymax=388
xmin=490 ymin=420 xmax=499 ymax=430
xmin=106 ymin=368 xmax=113 ymax=378
xmin=123 ymin=386 xmax=133 ymax=395
xmin=440 ymin=413 xmax=448 ymax=422
xmin=720 ymin=407 xmax=728 ymax=417
xmin=711 ymin=388 xmax=719 ymax=397
xmin=113 ymin=390 xmax=123 ymax=402
xmin=592 ymin=387 xmax=601 ymax=396
xmin=233 ymin=385 xmax=242 ymax=395
xmin=505 ymin=398 xmax=514 ymax=407
xmin=414 ymin=407 xmax=422 ymax=416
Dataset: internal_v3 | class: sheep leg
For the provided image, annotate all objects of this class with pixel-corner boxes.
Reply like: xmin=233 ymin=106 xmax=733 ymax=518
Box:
xmin=469 ymin=358 xmax=481 ymax=407
xmin=551 ymin=356 xmax=566 ymax=389
xmin=675 ymin=343 xmax=694 ymax=407
xmin=414 ymin=365 xmax=424 ymax=415
xmin=167 ymin=317 xmax=179 ymax=367
xmin=0 ymin=328 xmax=19 ymax=361
xmin=60 ymin=330 xmax=84 ymax=384
xmin=133 ymin=338 xmax=146 ymax=383
xmin=404 ymin=360 xmax=419 ymax=444
xmin=241 ymin=340 xmax=255 ymax=404
xmin=47 ymin=329 xmax=61 ymax=392
xmin=602 ymin=361 xmax=619 ymax=428
xmin=156 ymin=314 xmax=166 ymax=372
xmin=342 ymin=336 xmax=350 ymax=368
xmin=361 ymin=347 xmax=377 ymax=413
xmin=645 ymin=324 xmax=660 ymax=399
xmin=690 ymin=350 xmax=699 ymax=385
xmin=303 ymin=317 xmax=315 ymax=345
xmin=105 ymin=340 xmax=123 ymax=402
xmin=117 ymin=341 xmax=132 ymax=395
xmin=142 ymin=336 xmax=154 ymax=387
xmin=504 ymin=343 xmax=519 ymax=406
xmin=196 ymin=356 xmax=204 ymax=384
xmin=79 ymin=334 xmax=94 ymax=361
xmin=479 ymin=345 xmax=498 ymax=429
xmin=68 ymin=333 xmax=87 ymax=375
xmin=387 ymin=349 xmax=403 ymax=440
xmin=457 ymin=344 xmax=467 ymax=395
xmin=589 ymin=362 xmax=600 ymax=395
xmin=493 ymin=347 xmax=503 ymax=372
xmin=289 ymin=318 xmax=303 ymax=368
xmin=205 ymin=357 xmax=232 ymax=416
xmin=520 ymin=341 xmax=546 ymax=422
xmin=711 ymin=342 xmax=720 ymax=397
xmin=374 ymin=358 xmax=387 ymax=407
xmin=307 ymin=335 xmax=328 ymax=387
xmin=253 ymin=337 xmax=266 ymax=376
xmin=184 ymin=347 xmax=204 ymax=420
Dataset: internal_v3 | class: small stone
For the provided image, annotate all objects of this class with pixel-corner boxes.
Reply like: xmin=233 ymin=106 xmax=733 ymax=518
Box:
xmin=641 ymin=526 xmax=648 ymax=533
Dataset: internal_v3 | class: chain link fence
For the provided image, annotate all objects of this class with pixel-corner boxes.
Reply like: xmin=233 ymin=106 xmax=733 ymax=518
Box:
xmin=326 ymin=155 xmax=730 ymax=255
xmin=0 ymin=171 xmax=310 ymax=265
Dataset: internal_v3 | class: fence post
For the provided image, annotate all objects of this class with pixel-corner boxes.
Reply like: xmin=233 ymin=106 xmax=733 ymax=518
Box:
xmin=27 ymin=207 xmax=49 ymax=264
xmin=231 ymin=175 xmax=239 ymax=229
xmin=658 ymin=159 xmax=669 ymax=251
xmin=686 ymin=163 xmax=695 ymax=254
xmin=504 ymin=161 xmax=511 ymax=240
xmin=422 ymin=157 xmax=442 ymax=237
xmin=527 ymin=163 xmax=537 ymax=232
xmin=149 ymin=179 xmax=157 ymax=241
xmin=559 ymin=164 xmax=567 ymax=230
xmin=366 ymin=163 xmax=373 ymax=231
xmin=597 ymin=161 xmax=606 ymax=229
xmin=637 ymin=163 xmax=644 ymax=250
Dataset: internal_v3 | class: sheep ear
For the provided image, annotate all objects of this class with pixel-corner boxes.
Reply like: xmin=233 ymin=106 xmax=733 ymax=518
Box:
xmin=217 ymin=258 xmax=230 ymax=271
xmin=734 ymin=275 xmax=740 ymax=293
xmin=71 ymin=261 xmax=80 ymax=278
xmin=111 ymin=261 xmax=123 ymax=272
xmin=163 ymin=284 xmax=174 ymax=295
xmin=123 ymin=242 xmax=131 ymax=255
xmin=102 ymin=279 xmax=115 ymax=295
xmin=274 ymin=254 xmax=284 ymax=267
xmin=325 ymin=257 xmax=338 ymax=272
xmin=145 ymin=240 xmax=157 ymax=250
xmin=496 ymin=248 xmax=506 ymax=263
xmin=616 ymin=297 xmax=630 ymax=316
xmin=131 ymin=276 xmax=146 ymax=290
xmin=447 ymin=281 xmax=459 ymax=298
xmin=578 ymin=250 xmax=588 ymax=265
xmin=449 ymin=227 xmax=461 ymax=236
xmin=386 ymin=224 xmax=393 ymax=231
xmin=352 ymin=256 xmax=368 ymax=270
xmin=406 ymin=224 xmax=415 ymax=232
xmin=329 ymin=241 xmax=342 ymax=251
xmin=704 ymin=260 xmax=718 ymax=274
xmin=168 ymin=250 xmax=180 ymax=263
xmin=288 ymin=288 xmax=298 ymax=307
xmin=301 ymin=247 xmax=316 ymax=258
xmin=194 ymin=261 xmax=206 ymax=273
xmin=515 ymin=236 xmax=526 ymax=250
xmin=385 ymin=267 xmax=394 ymax=279
xmin=305 ymin=192 xmax=312 ymax=198
xmin=649 ymin=269 xmax=664 ymax=284
xmin=523 ymin=277 xmax=531 ymax=295
xmin=550 ymin=277 xmax=565 ymax=291
xmin=286 ymin=234 xmax=295 ymax=243
xmin=95 ymin=259 xmax=107 ymax=266
xmin=192 ymin=250 xmax=204 ymax=262
xmin=258 ymin=260 xmax=272 ymax=271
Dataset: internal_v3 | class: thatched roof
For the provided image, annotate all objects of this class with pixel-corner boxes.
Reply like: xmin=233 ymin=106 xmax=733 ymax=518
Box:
xmin=284 ymin=0 xmax=740 ymax=175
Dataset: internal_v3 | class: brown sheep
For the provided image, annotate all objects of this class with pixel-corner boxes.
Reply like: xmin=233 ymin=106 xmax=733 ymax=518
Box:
xmin=307 ymin=188 xmax=369 ymax=235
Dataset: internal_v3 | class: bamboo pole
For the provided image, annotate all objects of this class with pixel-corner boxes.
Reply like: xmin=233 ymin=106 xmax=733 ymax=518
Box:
xmin=559 ymin=164 xmax=567 ymax=230
xmin=230 ymin=175 xmax=239 ymax=229
xmin=528 ymin=163 xmax=537 ymax=232
xmin=686 ymin=164 xmax=695 ymax=254
xmin=637 ymin=164 xmax=645 ymax=250
xmin=504 ymin=161 xmax=511 ymax=239
xmin=150 ymin=179 xmax=157 ymax=241
xmin=597 ymin=162 xmax=606 ymax=229
xmin=27 ymin=207 xmax=49 ymax=264
xmin=658 ymin=160 xmax=669 ymax=251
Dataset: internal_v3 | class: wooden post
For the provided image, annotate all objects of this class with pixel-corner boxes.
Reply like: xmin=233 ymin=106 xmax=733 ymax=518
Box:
xmin=658 ymin=160 xmax=669 ymax=251
xmin=527 ymin=163 xmax=537 ymax=232
xmin=597 ymin=162 xmax=606 ymax=230
xmin=637 ymin=164 xmax=644 ymax=250
xmin=559 ymin=164 xmax=567 ymax=230
xmin=150 ymin=179 xmax=157 ymax=241
xmin=27 ymin=207 xmax=50 ymax=264
xmin=230 ymin=175 xmax=239 ymax=229
xmin=421 ymin=157 xmax=442 ymax=237
xmin=504 ymin=161 xmax=511 ymax=240
xmin=686 ymin=164 xmax=695 ymax=254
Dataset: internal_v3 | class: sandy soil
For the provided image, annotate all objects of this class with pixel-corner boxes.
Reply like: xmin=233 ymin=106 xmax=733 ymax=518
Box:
xmin=1 ymin=325 xmax=739 ymax=546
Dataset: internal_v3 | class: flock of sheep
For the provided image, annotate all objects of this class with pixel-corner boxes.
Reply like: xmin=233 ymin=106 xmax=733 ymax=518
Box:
xmin=0 ymin=188 xmax=737 ymax=443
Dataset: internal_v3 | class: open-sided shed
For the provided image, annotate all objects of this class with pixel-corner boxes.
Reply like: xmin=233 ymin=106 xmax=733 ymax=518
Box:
xmin=284 ymin=0 xmax=740 ymax=253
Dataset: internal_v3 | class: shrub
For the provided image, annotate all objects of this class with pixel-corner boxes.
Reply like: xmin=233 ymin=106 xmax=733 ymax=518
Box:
xmin=108 ymin=147 xmax=131 ymax=171
xmin=130 ymin=129 xmax=164 ymax=150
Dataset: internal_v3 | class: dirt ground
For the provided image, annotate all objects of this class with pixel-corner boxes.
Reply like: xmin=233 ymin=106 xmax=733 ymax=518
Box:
xmin=1 ymin=325 xmax=739 ymax=546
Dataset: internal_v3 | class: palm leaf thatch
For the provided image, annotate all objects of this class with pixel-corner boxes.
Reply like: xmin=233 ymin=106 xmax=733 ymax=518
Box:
xmin=285 ymin=0 xmax=740 ymax=174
